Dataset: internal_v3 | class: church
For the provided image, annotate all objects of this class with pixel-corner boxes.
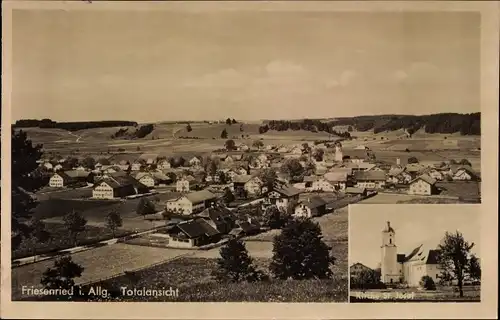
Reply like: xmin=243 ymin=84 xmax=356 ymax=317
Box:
xmin=380 ymin=221 xmax=442 ymax=287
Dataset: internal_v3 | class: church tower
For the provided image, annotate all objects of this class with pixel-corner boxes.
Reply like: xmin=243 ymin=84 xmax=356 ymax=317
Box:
xmin=334 ymin=143 xmax=343 ymax=162
xmin=380 ymin=221 xmax=399 ymax=284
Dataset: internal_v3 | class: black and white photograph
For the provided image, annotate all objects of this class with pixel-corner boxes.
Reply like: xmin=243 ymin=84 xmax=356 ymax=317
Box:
xmin=2 ymin=1 xmax=495 ymax=313
xmin=349 ymin=204 xmax=481 ymax=302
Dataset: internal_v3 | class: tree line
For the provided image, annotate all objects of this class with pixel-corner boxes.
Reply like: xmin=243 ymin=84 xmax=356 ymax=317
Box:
xmin=14 ymin=119 xmax=138 ymax=132
xmin=259 ymin=113 xmax=480 ymax=136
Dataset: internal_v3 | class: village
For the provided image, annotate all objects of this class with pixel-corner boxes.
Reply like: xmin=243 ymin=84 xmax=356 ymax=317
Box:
xmin=31 ymin=138 xmax=481 ymax=250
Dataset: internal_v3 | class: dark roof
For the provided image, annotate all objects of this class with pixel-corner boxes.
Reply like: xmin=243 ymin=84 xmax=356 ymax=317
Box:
xmin=354 ymin=171 xmax=386 ymax=181
xmin=94 ymin=174 xmax=148 ymax=190
xmin=198 ymin=206 xmax=235 ymax=223
xmin=184 ymin=190 xmax=217 ymax=204
xmin=273 ymin=185 xmax=302 ymax=197
xmin=65 ymin=170 xmax=91 ymax=178
xmin=426 ymin=249 xmax=440 ymax=264
xmin=173 ymin=219 xmax=220 ymax=238
xmin=300 ymin=196 xmax=327 ymax=209
xmin=53 ymin=172 xmax=73 ymax=181
xmin=237 ymin=221 xmax=260 ymax=233
xmin=345 ymin=187 xmax=366 ymax=194
xmin=232 ymin=175 xmax=253 ymax=184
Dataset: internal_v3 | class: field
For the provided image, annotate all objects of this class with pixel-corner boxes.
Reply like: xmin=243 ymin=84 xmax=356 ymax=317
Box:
xmin=77 ymin=257 xmax=347 ymax=302
xmin=17 ymin=123 xmax=481 ymax=166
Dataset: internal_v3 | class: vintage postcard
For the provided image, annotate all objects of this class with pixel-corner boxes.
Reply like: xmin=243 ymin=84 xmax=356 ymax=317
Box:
xmin=1 ymin=0 xmax=498 ymax=319
xmin=349 ymin=204 xmax=481 ymax=303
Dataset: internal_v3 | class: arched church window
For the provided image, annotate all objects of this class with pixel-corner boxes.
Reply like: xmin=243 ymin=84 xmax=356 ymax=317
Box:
xmin=389 ymin=238 xmax=392 ymax=244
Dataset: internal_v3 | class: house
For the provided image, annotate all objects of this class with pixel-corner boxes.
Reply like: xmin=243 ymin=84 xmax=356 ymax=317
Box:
xmin=165 ymin=190 xmax=217 ymax=215
xmin=293 ymin=196 xmax=327 ymax=218
xmin=139 ymin=153 xmax=159 ymax=165
xmin=134 ymin=172 xmax=172 ymax=188
xmin=238 ymin=143 xmax=250 ymax=151
xmin=165 ymin=218 xmax=221 ymax=248
xmin=350 ymin=263 xmax=374 ymax=277
xmin=131 ymin=161 xmax=143 ymax=171
xmin=289 ymin=146 xmax=303 ymax=155
xmin=426 ymin=168 xmax=444 ymax=181
xmin=74 ymin=165 xmax=86 ymax=171
xmin=232 ymin=175 xmax=263 ymax=197
xmin=157 ymin=159 xmax=171 ymax=170
xmin=353 ymin=171 xmax=387 ymax=189
xmin=176 ymin=176 xmax=196 ymax=192
xmin=266 ymin=184 xmax=302 ymax=211
xmin=49 ymin=172 xmax=74 ymax=188
xmin=387 ymin=168 xmax=412 ymax=184
xmin=323 ymin=172 xmax=349 ymax=191
xmin=188 ymin=156 xmax=202 ymax=167
xmin=405 ymin=163 xmax=426 ymax=176
xmin=197 ymin=206 xmax=236 ymax=234
xmin=64 ymin=170 xmax=93 ymax=185
xmin=408 ymin=174 xmax=438 ymax=196
xmin=451 ymin=165 xmax=479 ymax=181
xmin=92 ymin=174 xmax=150 ymax=199
xmin=42 ymin=162 xmax=54 ymax=170
xmin=53 ymin=164 xmax=63 ymax=172
xmin=380 ymin=221 xmax=443 ymax=286
xmin=345 ymin=187 xmax=367 ymax=197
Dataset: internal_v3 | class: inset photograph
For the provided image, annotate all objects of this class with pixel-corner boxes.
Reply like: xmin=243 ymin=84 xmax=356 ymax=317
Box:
xmin=349 ymin=204 xmax=481 ymax=302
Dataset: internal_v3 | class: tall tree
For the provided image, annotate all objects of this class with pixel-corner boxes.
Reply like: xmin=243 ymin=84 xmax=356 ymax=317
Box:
xmin=467 ymin=254 xmax=481 ymax=282
xmin=221 ymin=129 xmax=228 ymax=139
xmin=11 ymin=129 xmax=45 ymax=250
xmin=186 ymin=123 xmax=192 ymax=132
xmin=224 ymin=139 xmax=236 ymax=151
xmin=136 ymin=198 xmax=156 ymax=219
xmin=213 ymin=239 xmax=265 ymax=283
xmin=437 ymin=231 xmax=477 ymax=297
xmin=63 ymin=210 xmax=87 ymax=246
xmin=82 ymin=157 xmax=96 ymax=170
xmin=252 ymin=140 xmax=264 ymax=149
xmin=258 ymin=168 xmax=278 ymax=191
xmin=222 ymin=187 xmax=235 ymax=205
xmin=270 ymin=218 xmax=335 ymax=280
xmin=312 ymin=148 xmax=325 ymax=162
xmin=226 ymin=118 xmax=232 ymax=125
xmin=407 ymin=156 xmax=419 ymax=164
xmin=280 ymin=158 xmax=305 ymax=182
xmin=41 ymin=256 xmax=84 ymax=290
xmin=105 ymin=210 xmax=123 ymax=237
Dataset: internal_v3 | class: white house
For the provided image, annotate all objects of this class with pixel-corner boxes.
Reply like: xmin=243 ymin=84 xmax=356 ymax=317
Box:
xmin=165 ymin=190 xmax=217 ymax=215
xmin=188 ymin=156 xmax=202 ymax=167
xmin=452 ymin=166 xmax=479 ymax=181
xmin=323 ymin=172 xmax=348 ymax=191
xmin=408 ymin=174 xmax=437 ymax=196
xmin=354 ymin=171 xmax=386 ymax=189
xmin=42 ymin=162 xmax=54 ymax=170
xmin=289 ymin=146 xmax=303 ymax=155
xmin=157 ymin=159 xmax=171 ymax=170
xmin=380 ymin=221 xmax=442 ymax=286
xmin=232 ymin=175 xmax=264 ymax=196
xmin=53 ymin=164 xmax=63 ymax=172
xmin=131 ymin=162 xmax=142 ymax=171
xmin=293 ymin=196 xmax=327 ymax=218
xmin=176 ymin=176 xmax=195 ymax=192
xmin=92 ymin=175 xmax=149 ymax=199
xmin=266 ymin=185 xmax=302 ymax=211
xmin=49 ymin=172 xmax=72 ymax=188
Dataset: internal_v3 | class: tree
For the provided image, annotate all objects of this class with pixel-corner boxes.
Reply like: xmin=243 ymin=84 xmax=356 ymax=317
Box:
xmin=41 ymin=256 xmax=84 ymax=290
xmin=437 ymin=231 xmax=477 ymax=297
xmin=263 ymin=206 xmax=289 ymax=230
xmin=239 ymin=124 xmax=244 ymax=132
xmin=459 ymin=159 xmax=472 ymax=166
xmin=232 ymin=118 xmax=237 ymax=124
xmin=449 ymin=159 xmax=458 ymax=165
xmin=82 ymin=157 xmax=96 ymax=170
xmin=217 ymin=170 xmax=228 ymax=184
xmin=467 ymin=254 xmax=481 ymax=282
xmin=252 ymin=140 xmax=264 ymax=149
xmin=63 ymin=210 xmax=87 ymax=246
xmin=226 ymin=118 xmax=232 ymax=125
xmin=186 ymin=123 xmax=192 ymax=132
xmin=225 ymin=139 xmax=236 ymax=151
xmin=222 ymin=187 xmax=235 ymax=205
xmin=11 ymin=129 xmax=45 ymax=250
xmin=26 ymin=218 xmax=51 ymax=256
xmin=347 ymin=125 xmax=353 ymax=132
xmin=280 ymin=159 xmax=304 ymax=182
xmin=420 ymin=275 xmax=437 ymax=290
xmin=270 ymin=218 xmax=335 ymax=280
xmin=221 ymin=129 xmax=228 ymax=139
xmin=213 ymin=239 xmax=266 ymax=283
xmin=301 ymin=143 xmax=311 ymax=154
xmin=64 ymin=157 xmax=79 ymax=170
xmin=258 ymin=168 xmax=278 ymax=191
xmin=97 ymin=157 xmax=111 ymax=165
xmin=407 ymin=156 xmax=419 ymax=164
xmin=105 ymin=210 xmax=123 ymax=237
xmin=136 ymin=198 xmax=156 ymax=219
xmin=312 ymin=148 xmax=325 ymax=162
xmin=350 ymin=269 xmax=383 ymax=289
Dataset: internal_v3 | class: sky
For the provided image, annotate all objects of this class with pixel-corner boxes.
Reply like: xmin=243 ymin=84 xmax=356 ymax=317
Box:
xmin=349 ymin=204 xmax=481 ymax=269
xmin=11 ymin=9 xmax=480 ymax=122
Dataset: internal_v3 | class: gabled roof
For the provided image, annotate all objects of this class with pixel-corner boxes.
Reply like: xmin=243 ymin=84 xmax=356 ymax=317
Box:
xmin=184 ymin=190 xmax=217 ymax=204
xmin=173 ymin=219 xmax=220 ymax=238
xmin=65 ymin=170 xmax=91 ymax=178
xmin=345 ymin=187 xmax=366 ymax=194
xmin=324 ymin=172 xmax=348 ymax=182
xmin=52 ymin=172 xmax=73 ymax=181
xmin=405 ymin=163 xmax=426 ymax=173
xmin=353 ymin=171 xmax=386 ymax=181
xmin=402 ymin=244 xmax=441 ymax=265
xmin=198 ymin=206 xmax=235 ymax=223
xmin=94 ymin=174 xmax=147 ymax=190
xmin=409 ymin=174 xmax=437 ymax=186
xmin=299 ymin=196 xmax=327 ymax=209
xmin=272 ymin=185 xmax=302 ymax=197
xmin=232 ymin=175 xmax=253 ymax=184
xmin=303 ymin=175 xmax=318 ymax=183
xmin=138 ymin=153 xmax=159 ymax=161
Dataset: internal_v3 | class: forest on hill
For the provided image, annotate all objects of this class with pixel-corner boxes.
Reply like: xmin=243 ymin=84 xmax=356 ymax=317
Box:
xmin=13 ymin=119 xmax=138 ymax=131
xmin=260 ymin=113 xmax=480 ymax=136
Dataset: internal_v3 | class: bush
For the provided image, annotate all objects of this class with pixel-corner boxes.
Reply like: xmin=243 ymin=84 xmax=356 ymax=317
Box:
xmin=420 ymin=276 xmax=436 ymax=290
